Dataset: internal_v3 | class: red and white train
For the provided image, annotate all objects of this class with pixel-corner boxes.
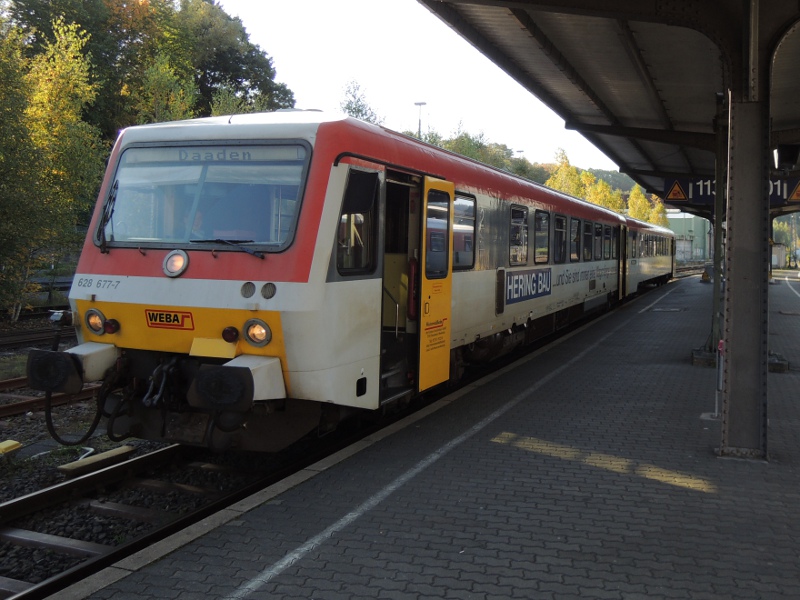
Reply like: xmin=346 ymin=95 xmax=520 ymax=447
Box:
xmin=28 ymin=112 xmax=674 ymax=451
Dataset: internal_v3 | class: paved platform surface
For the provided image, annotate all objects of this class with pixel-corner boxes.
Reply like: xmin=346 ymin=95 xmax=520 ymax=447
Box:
xmin=62 ymin=272 xmax=800 ymax=600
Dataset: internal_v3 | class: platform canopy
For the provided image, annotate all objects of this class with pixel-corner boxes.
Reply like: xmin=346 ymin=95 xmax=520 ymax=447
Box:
xmin=418 ymin=0 xmax=800 ymax=220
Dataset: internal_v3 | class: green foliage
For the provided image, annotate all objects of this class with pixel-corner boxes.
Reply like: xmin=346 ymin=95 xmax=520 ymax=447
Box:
xmin=588 ymin=168 xmax=635 ymax=192
xmin=340 ymin=80 xmax=384 ymax=124
xmin=7 ymin=0 xmax=294 ymax=136
xmin=772 ymin=217 xmax=793 ymax=246
xmin=177 ymin=0 xmax=294 ymax=116
xmin=130 ymin=52 xmax=197 ymax=123
xmin=426 ymin=127 xmax=548 ymax=184
xmin=0 ymin=20 xmax=40 ymax=313
xmin=210 ymin=86 xmax=247 ymax=116
xmin=0 ymin=17 xmax=104 ymax=317
xmin=25 ymin=19 xmax=105 ymax=217
xmin=510 ymin=158 xmax=549 ymax=184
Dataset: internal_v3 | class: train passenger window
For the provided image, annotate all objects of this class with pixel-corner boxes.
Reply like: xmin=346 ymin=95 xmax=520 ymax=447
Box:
xmin=594 ymin=223 xmax=603 ymax=260
xmin=453 ymin=195 xmax=476 ymax=270
xmin=570 ymin=218 xmax=581 ymax=262
xmin=603 ymin=225 xmax=612 ymax=260
xmin=337 ymin=169 xmax=379 ymax=274
xmin=553 ymin=215 xmax=567 ymax=264
xmin=628 ymin=230 xmax=637 ymax=259
xmin=582 ymin=221 xmax=593 ymax=261
xmin=509 ymin=205 xmax=528 ymax=266
xmin=534 ymin=210 xmax=549 ymax=264
xmin=612 ymin=227 xmax=619 ymax=260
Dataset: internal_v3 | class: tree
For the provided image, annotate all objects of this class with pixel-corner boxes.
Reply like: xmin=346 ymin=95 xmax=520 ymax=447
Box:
xmin=588 ymin=168 xmax=635 ymax=192
xmin=545 ymin=149 xmax=584 ymax=198
xmin=7 ymin=0 xmax=165 ymax=136
xmin=130 ymin=52 xmax=197 ymax=123
xmin=0 ymin=18 xmax=42 ymax=314
xmin=584 ymin=174 xmax=625 ymax=213
xmin=18 ymin=19 xmax=105 ymax=318
xmin=340 ymin=80 xmax=384 ymax=124
xmin=649 ymin=198 xmax=669 ymax=226
xmin=509 ymin=156 xmax=549 ymax=184
xmin=627 ymin=185 xmax=651 ymax=221
xmin=177 ymin=0 xmax=294 ymax=116
xmin=8 ymin=0 xmax=295 ymax=135
xmin=210 ymin=86 xmax=247 ymax=116
xmin=772 ymin=218 xmax=791 ymax=245
xmin=443 ymin=129 xmax=487 ymax=161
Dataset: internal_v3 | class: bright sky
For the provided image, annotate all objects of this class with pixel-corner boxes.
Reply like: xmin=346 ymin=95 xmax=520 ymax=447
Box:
xmin=218 ymin=0 xmax=619 ymax=171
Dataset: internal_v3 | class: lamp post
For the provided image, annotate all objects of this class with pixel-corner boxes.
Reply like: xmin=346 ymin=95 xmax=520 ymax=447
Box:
xmin=414 ymin=102 xmax=426 ymax=138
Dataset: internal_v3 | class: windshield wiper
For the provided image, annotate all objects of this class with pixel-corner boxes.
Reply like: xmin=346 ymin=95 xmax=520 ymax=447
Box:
xmin=98 ymin=180 xmax=119 ymax=254
xmin=190 ymin=238 xmax=264 ymax=259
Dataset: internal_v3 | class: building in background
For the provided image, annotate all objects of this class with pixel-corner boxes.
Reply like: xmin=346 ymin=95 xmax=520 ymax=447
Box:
xmin=771 ymin=243 xmax=787 ymax=268
xmin=666 ymin=210 xmax=711 ymax=263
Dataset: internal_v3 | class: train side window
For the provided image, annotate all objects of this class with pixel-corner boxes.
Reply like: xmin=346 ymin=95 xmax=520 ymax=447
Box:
xmin=612 ymin=226 xmax=619 ymax=259
xmin=337 ymin=169 xmax=379 ymax=274
xmin=454 ymin=195 xmax=476 ymax=270
xmin=582 ymin=221 xmax=593 ymax=261
xmin=509 ymin=205 xmax=528 ymax=266
xmin=593 ymin=222 xmax=603 ymax=260
xmin=553 ymin=215 xmax=567 ymax=264
xmin=534 ymin=210 xmax=549 ymax=264
xmin=426 ymin=189 xmax=451 ymax=279
xmin=570 ymin=218 xmax=581 ymax=262
xmin=603 ymin=225 xmax=612 ymax=260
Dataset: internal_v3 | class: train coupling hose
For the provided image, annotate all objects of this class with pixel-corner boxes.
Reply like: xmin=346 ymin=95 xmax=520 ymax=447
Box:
xmin=48 ymin=309 xmax=73 ymax=351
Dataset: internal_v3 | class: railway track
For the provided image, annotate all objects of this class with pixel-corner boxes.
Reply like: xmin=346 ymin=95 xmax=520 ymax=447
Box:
xmin=0 ymin=378 xmax=99 ymax=420
xmin=0 ymin=436 xmax=355 ymax=600
xmin=675 ymin=263 xmax=708 ymax=277
xmin=0 ymin=393 xmax=421 ymax=600
xmin=0 ymin=328 xmax=76 ymax=351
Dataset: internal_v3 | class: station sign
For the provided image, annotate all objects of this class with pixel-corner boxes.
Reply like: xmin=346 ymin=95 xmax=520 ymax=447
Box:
xmin=664 ymin=177 xmax=800 ymax=206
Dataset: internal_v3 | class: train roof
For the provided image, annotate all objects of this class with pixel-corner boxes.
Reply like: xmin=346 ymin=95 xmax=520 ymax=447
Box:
xmin=115 ymin=109 xmax=342 ymax=145
xmin=113 ymin=111 xmax=671 ymax=233
xmin=624 ymin=216 xmax=674 ymax=236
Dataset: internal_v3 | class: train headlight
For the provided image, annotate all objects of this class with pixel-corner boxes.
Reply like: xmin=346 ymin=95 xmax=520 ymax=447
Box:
xmin=163 ymin=249 xmax=189 ymax=277
xmin=244 ymin=319 xmax=271 ymax=347
xmin=85 ymin=309 xmax=106 ymax=334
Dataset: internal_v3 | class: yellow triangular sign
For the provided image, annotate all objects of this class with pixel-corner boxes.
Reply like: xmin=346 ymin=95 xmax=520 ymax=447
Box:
xmin=789 ymin=181 xmax=800 ymax=202
xmin=666 ymin=181 xmax=687 ymax=201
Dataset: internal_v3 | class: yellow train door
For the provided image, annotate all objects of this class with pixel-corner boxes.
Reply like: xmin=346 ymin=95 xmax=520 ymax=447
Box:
xmin=418 ymin=177 xmax=454 ymax=391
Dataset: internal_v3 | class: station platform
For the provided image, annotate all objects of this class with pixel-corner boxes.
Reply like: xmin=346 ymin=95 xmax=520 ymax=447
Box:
xmin=63 ymin=272 xmax=800 ymax=600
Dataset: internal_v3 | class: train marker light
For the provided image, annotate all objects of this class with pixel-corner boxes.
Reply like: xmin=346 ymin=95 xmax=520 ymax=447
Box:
xmin=163 ymin=249 xmax=189 ymax=277
xmin=85 ymin=309 xmax=106 ymax=334
xmin=103 ymin=319 xmax=121 ymax=334
xmin=244 ymin=319 xmax=271 ymax=347
xmin=222 ymin=326 xmax=239 ymax=343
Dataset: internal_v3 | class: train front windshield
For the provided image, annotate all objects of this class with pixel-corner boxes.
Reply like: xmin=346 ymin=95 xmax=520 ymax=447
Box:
xmin=99 ymin=144 xmax=308 ymax=251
